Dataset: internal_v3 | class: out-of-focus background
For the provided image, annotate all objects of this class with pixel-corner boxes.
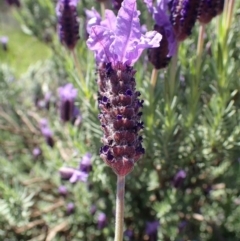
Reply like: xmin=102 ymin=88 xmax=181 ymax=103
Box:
xmin=1 ymin=0 xmax=240 ymax=240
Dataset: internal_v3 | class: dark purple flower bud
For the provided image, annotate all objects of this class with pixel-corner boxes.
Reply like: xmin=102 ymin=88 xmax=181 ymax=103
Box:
xmin=172 ymin=170 xmax=187 ymax=188
xmin=148 ymin=24 xmax=172 ymax=69
xmin=198 ymin=0 xmax=224 ymax=24
xmin=0 ymin=36 xmax=8 ymax=51
xmin=145 ymin=221 xmax=160 ymax=241
xmin=32 ymin=147 xmax=41 ymax=158
xmin=56 ymin=0 xmax=80 ymax=50
xmin=58 ymin=185 xmax=68 ymax=196
xmin=112 ymin=0 xmax=123 ymax=10
xmin=58 ymin=83 xmax=78 ymax=122
xmin=170 ymin=0 xmax=200 ymax=41
xmin=124 ymin=229 xmax=134 ymax=240
xmin=5 ymin=0 xmax=20 ymax=7
xmin=97 ymin=212 xmax=107 ymax=229
xmin=79 ymin=153 xmax=92 ymax=173
xmin=66 ymin=202 xmax=75 ymax=215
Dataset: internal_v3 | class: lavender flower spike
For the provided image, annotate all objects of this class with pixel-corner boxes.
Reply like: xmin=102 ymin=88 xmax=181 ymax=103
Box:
xmin=56 ymin=0 xmax=80 ymax=50
xmin=87 ymin=0 xmax=161 ymax=176
xmin=58 ymin=83 xmax=78 ymax=122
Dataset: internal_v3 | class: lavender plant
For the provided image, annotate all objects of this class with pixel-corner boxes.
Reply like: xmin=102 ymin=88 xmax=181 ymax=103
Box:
xmin=87 ymin=0 xmax=161 ymax=239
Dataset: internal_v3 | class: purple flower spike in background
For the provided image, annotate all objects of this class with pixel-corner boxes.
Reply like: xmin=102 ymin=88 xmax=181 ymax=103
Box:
xmin=145 ymin=221 xmax=160 ymax=241
xmin=58 ymin=185 xmax=68 ymax=196
xmin=66 ymin=202 xmax=75 ymax=215
xmin=198 ymin=0 xmax=225 ymax=24
xmin=97 ymin=212 xmax=107 ymax=229
xmin=59 ymin=166 xmax=76 ymax=180
xmin=32 ymin=147 xmax=41 ymax=158
xmin=87 ymin=0 xmax=161 ymax=176
xmin=169 ymin=0 xmax=200 ymax=42
xmin=58 ymin=83 xmax=78 ymax=122
xmin=144 ymin=0 xmax=177 ymax=69
xmin=56 ymin=0 xmax=80 ymax=50
xmin=172 ymin=170 xmax=187 ymax=188
xmin=79 ymin=153 xmax=92 ymax=173
xmin=39 ymin=119 xmax=55 ymax=147
xmin=0 ymin=36 xmax=9 ymax=51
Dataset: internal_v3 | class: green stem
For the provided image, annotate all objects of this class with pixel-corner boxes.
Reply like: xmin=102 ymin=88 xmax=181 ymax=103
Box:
xmin=100 ymin=2 xmax=106 ymax=19
xmin=169 ymin=43 xmax=178 ymax=100
xmin=196 ymin=23 xmax=205 ymax=73
xmin=150 ymin=68 xmax=158 ymax=90
xmin=114 ymin=175 xmax=125 ymax=241
xmin=71 ymin=49 xmax=85 ymax=87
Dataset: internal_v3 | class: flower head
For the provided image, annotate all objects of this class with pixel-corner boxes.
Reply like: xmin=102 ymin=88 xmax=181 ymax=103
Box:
xmin=198 ymin=0 xmax=224 ymax=24
xmin=169 ymin=0 xmax=200 ymax=41
xmin=79 ymin=153 xmax=92 ymax=173
xmin=87 ymin=0 xmax=162 ymax=66
xmin=97 ymin=212 xmax=107 ymax=229
xmin=145 ymin=221 xmax=160 ymax=241
xmin=66 ymin=202 xmax=75 ymax=214
xmin=59 ymin=166 xmax=88 ymax=183
xmin=0 ymin=36 xmax=9 ymax=51
xmin=56 ymin=0 xmax=80 ymax=49
xmin=144 ymin=0 xmax=177 ymax=69
xmin=58 ymin=83 xmax=78 ymax=122
xmin=172 ymin=170 xmax=187 ymax=188
xmin=39 ymin=119 xmax=54 ymax=147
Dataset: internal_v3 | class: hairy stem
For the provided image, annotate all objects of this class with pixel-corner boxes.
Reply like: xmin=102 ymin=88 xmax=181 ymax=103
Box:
xmin=114 ymin=175 xmax=125 ymax=241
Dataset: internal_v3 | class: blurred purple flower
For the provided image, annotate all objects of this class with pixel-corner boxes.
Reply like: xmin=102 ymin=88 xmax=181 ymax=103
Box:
xmin=32 ymin=147 xmax=41 ymax=158
xmin=66 ymin=202 xmax=75 ymax=215
xmin=90 ymin=205 xmax=97 ymax=215
xmin=5 ymin=0 xmax=20 ymax=7
xmin=39 ymin=119 xmax=54 ymax=147
xmin=87 ymin=0 xmax=162 ymax=65
xmin=178 ymin=221 xmax=187 ymax=233
xmin=124 ymin=229 xmax=134 ymax=240
xmin=97 ymin=212 xmax=107 ymax=229
xmin=79 ymin=153 xmax=92 ymax=173
xmin=59 ymin=166 xmax=88 ymax=183
xmin=58 ymin=83 xmax=78 ymax=122
xmin=172 ymin=170 xmax=187 ymax=188
xmin=69 ymin=170 xmax=88 ymax=183
xmin=58 ymin=185 xmax=68 ymax=196
xmin=0 ymin=36 xmax=8 ymax=51
xmin=145 ymin=221 xmax=160 ymax=241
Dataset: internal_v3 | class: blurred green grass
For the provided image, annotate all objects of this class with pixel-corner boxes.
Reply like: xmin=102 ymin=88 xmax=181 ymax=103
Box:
xmin=0 ymin=4 xmax=51 ymax=76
